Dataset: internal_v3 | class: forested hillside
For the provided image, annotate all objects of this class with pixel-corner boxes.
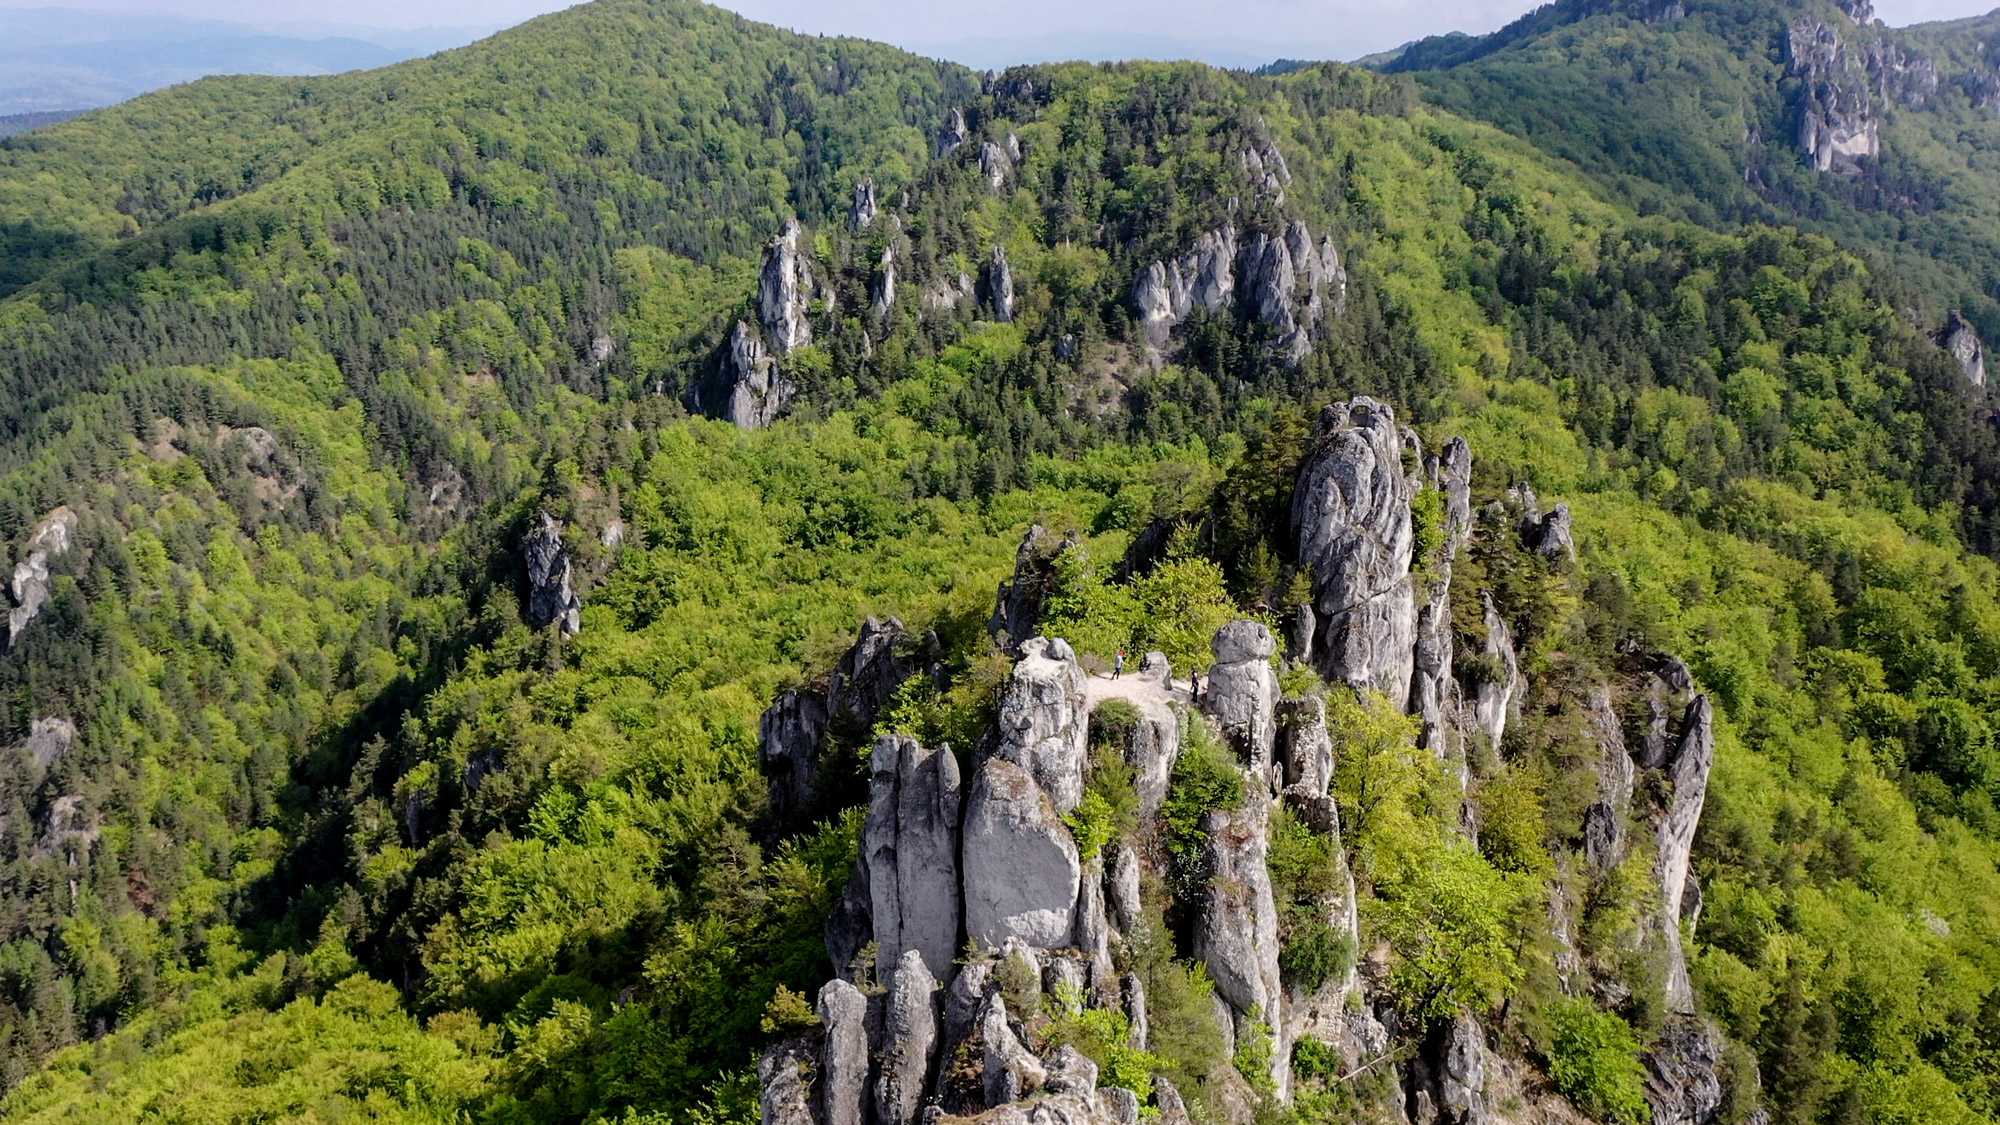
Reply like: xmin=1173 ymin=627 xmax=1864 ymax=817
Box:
xmin=0 ymin=1 xmax=1994 ymax=1123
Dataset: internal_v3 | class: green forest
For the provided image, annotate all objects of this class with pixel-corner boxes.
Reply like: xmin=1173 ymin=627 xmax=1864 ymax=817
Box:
xmin=0 ymin=0 xmax=1993 ymax=1122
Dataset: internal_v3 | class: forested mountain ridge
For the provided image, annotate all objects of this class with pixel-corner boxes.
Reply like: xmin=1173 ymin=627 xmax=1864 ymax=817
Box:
xmin=0 ymin=0 xmax=1995 ymax=1123
xmin=1382 ymin=0 xmax=2000 ymax=352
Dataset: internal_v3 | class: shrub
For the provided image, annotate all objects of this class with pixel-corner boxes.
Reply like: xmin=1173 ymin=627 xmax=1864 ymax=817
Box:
xmin=1540 ymin=998 xmax=1650 ymax=1125
xmin=1161 ymin=722 xmax=1245 ymax=901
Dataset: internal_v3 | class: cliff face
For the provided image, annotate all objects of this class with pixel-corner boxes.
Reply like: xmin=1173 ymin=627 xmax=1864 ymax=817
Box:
xmin=1786 ymin=17 xmax=1879 ymax=175
xmin=758 ymin=400 xmax=1735 ymax=1125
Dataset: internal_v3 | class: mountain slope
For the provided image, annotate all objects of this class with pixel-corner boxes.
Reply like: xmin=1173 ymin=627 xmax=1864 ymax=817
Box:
xmin=0 ymin=2 xmax=1995 ymax=1124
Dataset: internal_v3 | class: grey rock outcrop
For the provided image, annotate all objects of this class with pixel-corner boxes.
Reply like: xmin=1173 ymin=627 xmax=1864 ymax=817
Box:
xmin=1657 ymin=696 xmax=1715 ymax=1015
xmin=990 ymin=525 xmax=1065 ymax=649
xmin=981 ymin=993 xmax=1046 ymax=1105
xmin=1411 ymin=438 xmax=1472 ymax=757
xmin=1643 ymin=1018 xmax=1727 ymax=1125
xmin=1241 ymin=137 xmax=1291 ymax=198
xmin=1468 ymin=591 xmax=1521 ymax=754
xmin=1108 ymin=845 xmax=1142 ymax=933
xmin=1939 ymin=311 xmax=1986 ymax=387
xmin=875 ymin=949 xmax=941 ymax=1125
xmin=996 ymin=637 xmax=1089 ymax=815
xmin=873 ymin=247 xmax=897 ymax=327
xmin=1863 ymin=38 xmax=1937 ymax=107
xmin=523 ymin=512 xmax=582 ymax=636
xmin=761 ymin=219 xmax=816 ymax=355
xmin=962 ymin=756 xmax=1081 ymax=950
xmin=1291 ymin=399 xmax=1419 ymax=702
xmin=852 ymin=179 xmax=881 ymax=230
xmin=1408 ymin=1013 xmax=1488 ymax=1125
xmin=761 ymin=1038 xmax=818 ymax=1125
xmin=1044 ymin=1045 xmax=1098 ymax=1097
xmin=980 ymin=141 xmax=1014 ymax=192
xmin=1526 ymin=502 xmax=1575 ymax=562
xmin=832 ymin=618 xmax=910 ymax=730
xmin=1195 ymin=802 xmax=1287 ymax=1097
xmin=22 ymin=717 xmax=74 ymax=773
xmin=6 ymin=506 xmax=76 ymax=650
xmin=1580 ymin=686 xmax=1635 ymax=874
xmin=819 ymin=979 xmax=872 ymax=1125
xmin=1786 ymin=17 xmax=1878 ymax=174
xmin=865 ymin=735 xmax=963 ymax=981
xmin=761 ymin=689 xmax=830 ymax=825
xmin=936 ymin=108 xmax=969 ymax=157
xmin=1132 ymin=226 xmax=1237 ymax=352
xmin=1203 ymin=620 xmax=1279 ymax=779
xmin=987 ymin=246 xmax=1016 ymax=322
xmin=1278 ymin=695 xmax=1334 ymax=805
xmin=712 ymin=320 xmax=799 ymax=430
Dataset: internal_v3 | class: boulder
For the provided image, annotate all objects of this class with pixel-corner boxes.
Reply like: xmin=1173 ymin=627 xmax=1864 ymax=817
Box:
xmin=865 ymin=735 xmax=964 ymax=981
xmin=875 ymin=950 xmax=941 ymax=1125
xmin=523 ymin=512 xmax=582 ymax=637
xmin=1291 ymin=400 xmax=1419 ymax=701
xmin=1278 ymin=695 xmax=1333 ymax=799
xmin=819 ymin=979 xmax=872 ymax=1125
xmin=962 ymin=757 xmax=1081 ymax=950
xmin=996 ymin=637 xmax=1090 ymax=814
xmin=1526 ymin=503 xmax=1575 ymax=562
xmin=1204 ymin=620 xmax=1278 ymax=778
xmin=1043 ymin=1045 xmax=1098 ymax=1096
xmin=760 ymin=219 xmax=815 ymax=355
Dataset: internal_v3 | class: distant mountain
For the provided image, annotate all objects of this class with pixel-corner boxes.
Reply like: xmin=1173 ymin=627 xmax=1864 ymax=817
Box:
xmin=0 ymin=7 xmax=498 ymax=114
xmin=0 ymin=109 xmax=80 ymax=138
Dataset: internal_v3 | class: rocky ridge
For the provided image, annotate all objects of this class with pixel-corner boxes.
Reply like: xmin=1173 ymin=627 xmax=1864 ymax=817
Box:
xmin=756 ymin=398 xmax=1735 ymax=1125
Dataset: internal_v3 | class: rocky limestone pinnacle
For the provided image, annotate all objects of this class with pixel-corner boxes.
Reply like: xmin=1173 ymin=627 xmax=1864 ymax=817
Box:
xmin=523 ymin=512 xmax=582 ymax=637
xmin=864 ymin=734 xmax=963 ymax=981
xmin=962 ymin=755 xmax=1082 ymax=950
xmin=996 ymin=637 xmax=1089 ymax=814
xmin=1203 ymin=620 xmax=1279 ymax=781
xmin=6 ymin=505 xmax=76 ymax=650
xmin=1291 ymin=399 xmax=1419 ymax=702
xmin=760 ymin=219 xmax=815 ymax=355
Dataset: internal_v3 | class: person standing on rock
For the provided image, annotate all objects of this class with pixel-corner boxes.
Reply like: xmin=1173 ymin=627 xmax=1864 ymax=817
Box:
xmin=1114 ymin=649 xmax=1126 ymax=679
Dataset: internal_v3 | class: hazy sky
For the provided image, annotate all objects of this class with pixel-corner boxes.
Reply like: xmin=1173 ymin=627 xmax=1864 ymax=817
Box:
xmin=0 ymin=0 xmax=1993 ymax=62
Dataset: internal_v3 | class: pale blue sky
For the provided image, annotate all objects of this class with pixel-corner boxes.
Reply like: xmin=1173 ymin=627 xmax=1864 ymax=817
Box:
xmin=0 ymin=0 xmax=1991 ymax=65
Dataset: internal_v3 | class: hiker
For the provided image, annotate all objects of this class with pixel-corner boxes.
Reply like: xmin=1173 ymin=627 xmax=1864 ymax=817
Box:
xmin=1114 ymin=649 xmax=1125 ymax=679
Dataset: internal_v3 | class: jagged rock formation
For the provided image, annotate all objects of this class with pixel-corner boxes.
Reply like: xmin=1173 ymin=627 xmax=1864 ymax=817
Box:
xmin=981 ymin=141 xmax=1014 ymax=192
xmin=872 ymin=247 xmax=897 ymax=327
xmin=1526 ymin=502 xmax=1575 ymax=562
xmin=761 ymin=219 xmax=815 ymax=354
xmin=1939 ymin=310 xmax=1986 ymax=387
xmin=712 ymin=320 xmax=799 ymax=430
xmin=876 ymin=949 xmax=941 ymax=1125
xmin=1240 ymin=137 xmax=1291 ymax=199
xmin=987 ymin=246 xmax=1016 ymax=322
xmin=1467 ymin=590 xmax=1521 ymax=754
xmin=936 ymin=108 xmax=969 ymax=157
xmin=1644 ymin=1018 xmax=1727 ymax=1125
xmin=990 ymin=525 xmax=1069 ymax=649
xmin=1407 ymin=1014 xmax=1489 ymax=1125
xmin=523 ymin=512 xmax=582 ymax=636
xmin=6 ymin=506 xmax=76 ymax=650
xmin=1131 ymin=218 xmax=1344 ymax=363
xmin=1411 ymin=438 xmax=1472 ymax=758
xmin=1132 ymin=226 xmax=1238 ymax=351
xmin=1863 ymin=38 xmax=1937 ymax=107
xmin=997 ymin=637 xmax=1089 ymax=814
xmin=866 ymin=735 xmax=963 ymax=980
xmin=963 ymin=754 xmax=1082 ymax=950
xmin=851 ymin=178 xmax=880 ymax=230
xmin=761 ymin=618 xmax=913 ymax=827
xmin=21 ymin=717 xmax=74 ymax=773
xmin=1291 ymin=398 xmax=1419 ymax=701
xmin=1657 ymin=695 xmax=1714 ymax=1015
xmin=1786 ymin=17 xmax=1878 ymax=174
xmin=1202 ymin=620 xmax=1278 ymax=779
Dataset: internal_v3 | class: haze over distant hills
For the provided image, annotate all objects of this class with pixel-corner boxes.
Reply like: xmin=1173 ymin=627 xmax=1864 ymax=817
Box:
xmin=0 ymin=7 xmax=498 ymax=115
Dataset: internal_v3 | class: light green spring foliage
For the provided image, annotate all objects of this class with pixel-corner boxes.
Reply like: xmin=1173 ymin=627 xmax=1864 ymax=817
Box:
xmin=1039 ymin=525 xmax=1248 ymax=672
xmin=1539 ymin=998 xmax=1650 ymax=1125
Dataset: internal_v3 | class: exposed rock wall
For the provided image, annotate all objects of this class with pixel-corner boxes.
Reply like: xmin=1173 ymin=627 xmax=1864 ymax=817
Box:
xmin=1195 ymin=800 xmax=1288 ymax=1098
xmin=1786 ymin=17 xmax=1878 ymax=174
xmin=997 ymin=637 xmax=1090 ymax=814
xmin=1411 ymin=438 xmax=1472 ymax=760
xmin=988 ymin=246 xmax=1016 ymax=322
xmin=1202 ymin=620 xmax=1278 ymax=781
xmin=1657 ymin=695 xmax=1715 ymax=1015
xmin=1291 ymin=399 xmax=1419 ymax=701
xmin=963 ymin=755 xmax=1082 ymax=950
xmin=523 ymin=512 xmax=582 ymax=636
xmin=6 ymin=506 xmax=76 ymax=650
xmin=761 ymin=219 xmax=816 ymax=354
xmin=865 ymin=735 xmax=963 ymax=981
xmin=712 ymin=320 xmax=799 ymax=430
